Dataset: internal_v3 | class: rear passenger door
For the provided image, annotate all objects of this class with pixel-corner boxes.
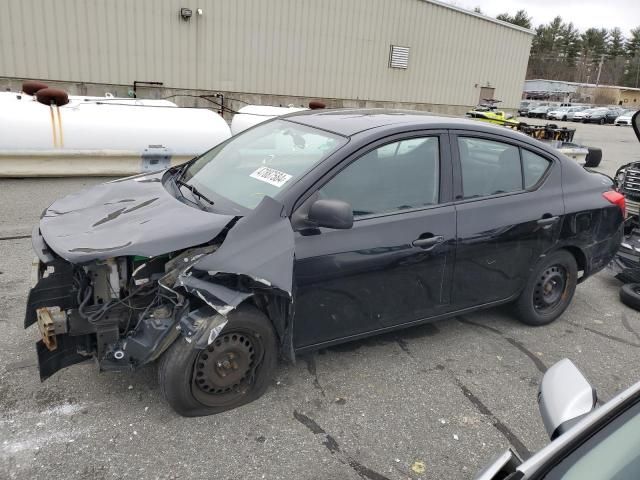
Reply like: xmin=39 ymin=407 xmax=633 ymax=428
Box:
xmin=450 ymin=132 xmax=565 ymax=308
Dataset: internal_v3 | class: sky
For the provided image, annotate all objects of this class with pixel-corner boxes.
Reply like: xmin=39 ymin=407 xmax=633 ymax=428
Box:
xmin=445 ymin=0 xmax=640 ymax=36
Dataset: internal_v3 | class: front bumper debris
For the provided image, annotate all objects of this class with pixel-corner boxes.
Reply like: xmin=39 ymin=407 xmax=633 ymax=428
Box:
xmin=608 ymin=227 xmax=640 ymax=283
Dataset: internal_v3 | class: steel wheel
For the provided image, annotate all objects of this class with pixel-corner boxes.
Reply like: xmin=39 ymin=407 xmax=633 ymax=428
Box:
xmin=533 ymin=265 xmax=567 ymax=313
xmin=191 ymin=330 xmax=264 ymax=407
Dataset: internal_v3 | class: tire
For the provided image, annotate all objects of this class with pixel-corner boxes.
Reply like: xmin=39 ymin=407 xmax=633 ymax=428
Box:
xmin=620 ymin=284 xmax=640 ymax=311
xmin=158 ymin=304 xmax=278 ymax=417
xmin=562 ymin=116 xmax=567 ymax=121
xmin=584 ymin=147 xmax=602 ymax=168
xmin=599 ymin=118 xmax=605 ymax=125
xmin=514 ymin=250 xmax=578 ymax=326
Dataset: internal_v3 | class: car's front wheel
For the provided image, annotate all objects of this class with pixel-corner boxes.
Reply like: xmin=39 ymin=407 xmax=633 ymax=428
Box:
xmin=514 ymin=250 xmax=578 ymax=326
xmin=158 ymin=305 xmax=278 ymax=417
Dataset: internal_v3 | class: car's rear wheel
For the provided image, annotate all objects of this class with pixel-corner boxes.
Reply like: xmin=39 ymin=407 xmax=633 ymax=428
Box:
xmin=620 ymin=284 xmax=640 ymax=311
xmin=599 ymin=118 xmax=605 ymax=125
xmin=158 ymin=305 xmax=278 ymax=417
xmin=562 ymin=115 xmax=567 ymax=121
xmin=514 ymin=250 xmax=578 ymax=326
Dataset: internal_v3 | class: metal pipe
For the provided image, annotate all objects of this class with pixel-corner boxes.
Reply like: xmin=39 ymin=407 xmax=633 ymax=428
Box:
xmin=133 ymin=81 xmax=164 ymax=98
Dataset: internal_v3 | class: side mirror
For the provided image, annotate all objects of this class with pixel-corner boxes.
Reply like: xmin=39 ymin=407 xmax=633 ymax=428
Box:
xmin=308 ymin=199 xmax=353 ymax=230
xmin=539 ymin=359 xmax=597 ymax=440
xmin=473 ymin=449 xmax=521 ymax=480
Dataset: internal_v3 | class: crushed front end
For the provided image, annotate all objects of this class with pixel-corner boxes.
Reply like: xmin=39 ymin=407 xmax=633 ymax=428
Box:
xmin=26 ymin=194 xmax=296 ymax=382
xmin=26 ymin=230 xmax=189 ymax=380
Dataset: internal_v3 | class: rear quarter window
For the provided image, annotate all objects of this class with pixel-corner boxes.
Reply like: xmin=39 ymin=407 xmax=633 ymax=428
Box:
xmin=522 ymin=150 xmax=552 ymax=188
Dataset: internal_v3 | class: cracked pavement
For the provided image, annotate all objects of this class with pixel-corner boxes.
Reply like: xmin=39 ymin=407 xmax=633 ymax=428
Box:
xmin=1 ymin=121 xmax=640 ymax=479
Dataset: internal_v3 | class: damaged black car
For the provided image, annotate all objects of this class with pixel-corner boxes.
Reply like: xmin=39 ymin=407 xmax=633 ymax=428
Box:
xmin=26 ymin=110 xmax=624 ymax=416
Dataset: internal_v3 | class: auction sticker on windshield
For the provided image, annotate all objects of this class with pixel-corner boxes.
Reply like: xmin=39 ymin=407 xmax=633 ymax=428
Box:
xmin=250 ymin=166 xmax=293 ymax=188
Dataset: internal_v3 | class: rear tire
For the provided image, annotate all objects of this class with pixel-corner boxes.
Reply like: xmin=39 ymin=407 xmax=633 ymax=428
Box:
xmin=158 ymin=305 xmax=278 ymax=417
xmin=514 ymin=250 xmax=578 ymax=326
xmin=584 ymin=147 xmax=602 ymax=168
xmin=599 ymin=118 xmax=605 ymax=125
xmin=620 ymin=284 xmax=640 ymax=311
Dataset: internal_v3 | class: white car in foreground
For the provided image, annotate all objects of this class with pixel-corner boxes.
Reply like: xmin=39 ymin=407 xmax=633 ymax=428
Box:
xmin=615 ymin=110 xmax=637 ymax=126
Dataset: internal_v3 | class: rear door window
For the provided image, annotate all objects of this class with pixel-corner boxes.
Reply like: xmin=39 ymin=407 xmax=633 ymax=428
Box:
xmin=457 ymin=138 xmax=552 ymax=199
xmin=458 ymin=138 xmax=522 ymax=198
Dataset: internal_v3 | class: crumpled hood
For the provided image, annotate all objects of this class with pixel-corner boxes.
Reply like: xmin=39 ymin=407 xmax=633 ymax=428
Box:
xmin=39 ymin=171 xmax=235 ymax=263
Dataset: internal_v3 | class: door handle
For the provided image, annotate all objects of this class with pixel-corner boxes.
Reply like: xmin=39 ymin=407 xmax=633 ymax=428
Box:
xmin=537 ymin=215 xmax=559 ymax=226
xmin=412 ymin=235 xmax=445 ymax=249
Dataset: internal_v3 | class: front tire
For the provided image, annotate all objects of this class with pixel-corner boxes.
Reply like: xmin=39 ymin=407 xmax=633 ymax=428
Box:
xmin=158 ymin=305 xmax=278 ymax=417
xmin=514 ymin=250 xmax=578 ymax=326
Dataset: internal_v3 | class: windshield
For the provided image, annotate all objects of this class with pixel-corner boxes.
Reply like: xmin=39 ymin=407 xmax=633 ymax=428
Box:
xmin=180 ymin=119 xmax=346 ymax=210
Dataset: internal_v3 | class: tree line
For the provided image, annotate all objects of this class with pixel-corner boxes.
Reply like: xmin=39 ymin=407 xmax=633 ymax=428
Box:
xmin=484 ymin=9 xmax=640 ymax=88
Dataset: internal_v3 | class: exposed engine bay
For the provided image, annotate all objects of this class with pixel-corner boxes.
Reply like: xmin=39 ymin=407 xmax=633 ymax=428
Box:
xmin=26 ymin=193 xmax=295 ymax=381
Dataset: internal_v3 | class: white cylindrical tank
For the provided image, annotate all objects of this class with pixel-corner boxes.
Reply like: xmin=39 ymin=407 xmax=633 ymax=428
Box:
xmin=0 ymin=93 xmax=231 ymax=177
xmin=230 ymin=105 xmax=308 ymax=135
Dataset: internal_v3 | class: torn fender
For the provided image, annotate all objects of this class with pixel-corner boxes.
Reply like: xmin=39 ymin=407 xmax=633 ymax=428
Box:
xmin=190 ymin=196 xmax=295 ymax=296
xmin=174 ymin=196 xmax=296 ymax=353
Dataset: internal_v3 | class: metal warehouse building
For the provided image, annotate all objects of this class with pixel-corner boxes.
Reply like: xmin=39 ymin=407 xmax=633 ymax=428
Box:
xmin=0 ymin=0 xmax=533 ymax=115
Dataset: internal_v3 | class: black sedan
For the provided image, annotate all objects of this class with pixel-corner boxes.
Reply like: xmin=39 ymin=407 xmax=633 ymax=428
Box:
xmin=583 ymin=107 xmax=623 ymax=124
xmin=26 ymin=110 xmax=624 ymax=416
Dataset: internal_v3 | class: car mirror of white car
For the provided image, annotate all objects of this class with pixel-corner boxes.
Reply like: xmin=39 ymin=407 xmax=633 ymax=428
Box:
xmin=539 ymin=359 xmax=597 ymax=440
xmin=473 ymin=449 xmax=522 ymax=480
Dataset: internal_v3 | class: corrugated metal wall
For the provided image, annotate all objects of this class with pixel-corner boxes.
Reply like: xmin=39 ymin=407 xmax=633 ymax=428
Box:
xmin=0 ymin=0 xmax=532 ymax=108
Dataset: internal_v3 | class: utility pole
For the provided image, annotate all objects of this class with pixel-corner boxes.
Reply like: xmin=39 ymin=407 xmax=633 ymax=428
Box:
xmin=595 ymin=53 xmax=605 ymax=86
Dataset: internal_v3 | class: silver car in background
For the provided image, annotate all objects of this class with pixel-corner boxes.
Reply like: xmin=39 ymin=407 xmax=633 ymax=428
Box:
xmin=571 ymin=108 xmax=596 ymax=122
xmin=548 ymin=106 xmax=588 ymax=121
xmin=475 ymin=359 xmax=640 ymax=480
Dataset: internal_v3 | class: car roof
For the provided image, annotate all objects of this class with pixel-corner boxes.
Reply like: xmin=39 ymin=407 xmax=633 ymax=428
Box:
xmin=283 ymin=108 xmax=515 ymax=137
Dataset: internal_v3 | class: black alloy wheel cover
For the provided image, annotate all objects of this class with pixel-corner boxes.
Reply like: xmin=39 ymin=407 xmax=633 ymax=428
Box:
xmin=533 ymin=265 xmax=568 ymax=313
xmin=191 ymin=329 xmax=265 ymax=407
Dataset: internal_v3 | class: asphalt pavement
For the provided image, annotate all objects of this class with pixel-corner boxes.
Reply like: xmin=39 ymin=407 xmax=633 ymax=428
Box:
xmin=1 ymin=120 xmax=640 ymax=480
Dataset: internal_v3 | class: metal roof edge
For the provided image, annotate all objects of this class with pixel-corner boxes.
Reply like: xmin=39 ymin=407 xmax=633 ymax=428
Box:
xmin=421 ymin=0 xmax=535 ymax=35
xmin=526 ymin=78 xmax=640 ymax=92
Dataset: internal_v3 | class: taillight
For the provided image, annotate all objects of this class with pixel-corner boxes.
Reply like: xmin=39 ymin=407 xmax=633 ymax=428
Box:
xmin=603 ymin=190 xmax=626 ymax=217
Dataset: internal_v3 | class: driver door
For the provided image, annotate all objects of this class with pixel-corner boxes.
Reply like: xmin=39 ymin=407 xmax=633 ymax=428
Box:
xmin=291 ymin=133 xmax=456 ymax=349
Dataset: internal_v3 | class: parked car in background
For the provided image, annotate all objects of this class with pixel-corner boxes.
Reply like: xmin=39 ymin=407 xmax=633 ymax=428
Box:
xmin=528 ymin=105 xmax=553 ymax=118
xmin=548 ymin=106 xmax=587 ymax=121
xmin=518 ymin=101 xmax=538 ymax=117
xmin=572 ymin=108 xmax=597 ymax=122
xmin=604 ymin=107 xmax=625 ymax=124
xmin=615 ymin=110 xmax=637 ymax=126
xmin=475 ymin=359 xmax=640 ymax=480
xmin=565 ymin=106 xmax=589 ymax=121
xmin=25 ymin=109 xmax=624 ymax=416
xmin=582 ymin=107 xmax=612 ymax=124
xmin=546 ymin=106 xmax=571 ymax=121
